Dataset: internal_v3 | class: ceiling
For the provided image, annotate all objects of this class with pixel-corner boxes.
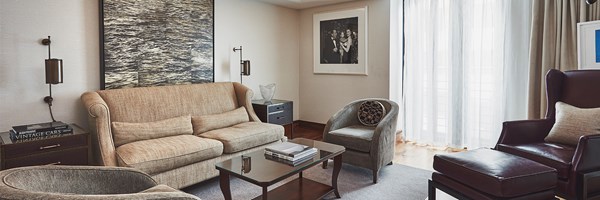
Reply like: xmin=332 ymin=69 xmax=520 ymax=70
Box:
xmin=256 ymin=0 xmax=362 ymax=10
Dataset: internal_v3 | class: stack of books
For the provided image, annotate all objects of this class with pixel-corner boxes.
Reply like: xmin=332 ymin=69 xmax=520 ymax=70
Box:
xmin=10 ymin=121 xmax=73 ymax=141
xmin=264 ymin=142 xmax=317 ymax=166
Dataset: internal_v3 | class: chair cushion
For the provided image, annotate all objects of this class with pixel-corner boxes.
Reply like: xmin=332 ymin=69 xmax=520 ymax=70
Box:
xmin=192 ymin=107 xmax=250 ymax=135
xmin=358 ymin=100 xmax=386 ymax=126
xmin=112 ymin=115 xmax=193 ymax=147
xmin=327 ymin=125 xmax=375 ymax=153
xmin=199 ymin=122 xmax=284 ymax=153
xmin=433 ymin=148 xmax=557 ymax=198
xmin=116 ymin=135 xmax=223 ymax=175
xmin=545 ymin=102 xmax=600 ymax=146
xmin=497 ymin=143 xmax=575 ymax=179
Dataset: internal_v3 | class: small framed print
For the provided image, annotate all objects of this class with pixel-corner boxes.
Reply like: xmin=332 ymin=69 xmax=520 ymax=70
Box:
xmin=578 ymin=20 xmax=600 ymax=69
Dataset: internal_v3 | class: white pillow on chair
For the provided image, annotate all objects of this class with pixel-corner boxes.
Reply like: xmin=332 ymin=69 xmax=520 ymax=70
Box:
xmin=545 ymin=102 xmax=600 ymax=146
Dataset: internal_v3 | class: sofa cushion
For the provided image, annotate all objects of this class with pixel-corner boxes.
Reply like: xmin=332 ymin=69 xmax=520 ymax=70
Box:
xmin=433 ymin=148 xmax=557 ymax=198
xmin=116 ymin=135 xmax=223 ymax=175
xmin=112 ymin=115 xmax=193 ymax=147
xmin=497 ymin=143 xmax=574 ymax=179
xmin=327 ymin=125 xmax=375 ymax=153
xmin=545 ymin=101 xmax=600 ymax=146
xmin=192 ymin=107 xmax=249 ymax=135
xmin=200 ymin=122 xmax=284 ymax=153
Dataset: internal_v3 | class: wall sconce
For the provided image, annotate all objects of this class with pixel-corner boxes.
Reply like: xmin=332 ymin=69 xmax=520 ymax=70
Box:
xmin=41 ymin=36 xmax=63 ymax=122
xmin=233 ymin=46 xmax=250 ymax=84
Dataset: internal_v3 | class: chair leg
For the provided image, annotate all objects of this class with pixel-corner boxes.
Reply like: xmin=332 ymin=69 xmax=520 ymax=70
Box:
xmin=373 ymin=169 xmax=379 ymax=184
xmin=322 ymin=160 xmax=328 ymax=169
xmin=428 ymin=179 xmax=436 ymax=200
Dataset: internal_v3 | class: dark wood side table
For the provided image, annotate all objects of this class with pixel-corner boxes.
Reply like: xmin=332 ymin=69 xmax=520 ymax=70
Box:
xmin=252 ymin=99 xmax=294 ymax=138
xmin=0 ymin=124 xmax=90 ymax=170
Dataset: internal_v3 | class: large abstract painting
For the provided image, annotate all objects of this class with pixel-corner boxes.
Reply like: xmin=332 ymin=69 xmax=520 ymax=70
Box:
xmin=100 ymin=0 xmax=214 ymax=89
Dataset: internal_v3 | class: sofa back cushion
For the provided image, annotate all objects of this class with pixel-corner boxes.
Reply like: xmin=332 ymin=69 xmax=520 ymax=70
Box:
xmin=112 ymin=115 xmax=193 ymax=147
xmin=97 ymin=82 xmax=239 ymax=123
xmin=192 ymin=107 xmax=249 ymax=135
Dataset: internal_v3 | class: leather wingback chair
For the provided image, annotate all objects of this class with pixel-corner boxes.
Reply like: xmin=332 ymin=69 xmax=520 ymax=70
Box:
xmin=0 ymin=165 xmax=200 ymax=200
xmin=322 ymin=98 xmax=399 ymax=183
xmin=495 ymin=69 xmax=600 ymax=200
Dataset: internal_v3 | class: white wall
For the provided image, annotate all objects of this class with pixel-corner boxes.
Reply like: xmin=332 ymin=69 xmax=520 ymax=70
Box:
xmin=0 ymin=0 xmax=99 ymax=131
xmin=215 ymin=0 xmax=300 ymax=120
xmin=299 ymin=0 xmax=391 ymax=123
xmin=0 ymin=0 xmax=300 ymax=131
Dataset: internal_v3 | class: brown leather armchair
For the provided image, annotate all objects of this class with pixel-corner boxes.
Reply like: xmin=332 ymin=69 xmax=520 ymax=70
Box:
xmin=495 ymin=69 xmax=600 ymax=200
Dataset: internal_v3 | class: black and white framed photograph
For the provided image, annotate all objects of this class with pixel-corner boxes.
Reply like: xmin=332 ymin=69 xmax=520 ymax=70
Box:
xmin=100 ymin=0 xmax=214 ymax=89
xmin=313 ymin=6 xmax=367 ymax=75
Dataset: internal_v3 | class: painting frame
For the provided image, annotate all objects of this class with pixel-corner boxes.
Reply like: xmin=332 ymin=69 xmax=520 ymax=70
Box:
xmin=313 ymin=6 xmax=368 ymax=75
xmin=577 ymin=20 xmax=600 ymax=69
xmin=99 ymin=0 xmax=215 ymax=90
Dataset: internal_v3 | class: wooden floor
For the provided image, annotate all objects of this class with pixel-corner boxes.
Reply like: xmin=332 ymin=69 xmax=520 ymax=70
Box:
xmin=291 ymin=122 xmax=456 ymax=171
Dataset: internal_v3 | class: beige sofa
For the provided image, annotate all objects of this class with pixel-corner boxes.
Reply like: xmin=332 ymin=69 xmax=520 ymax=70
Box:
xmin=81 ymin=82 xmax=285 ymax=189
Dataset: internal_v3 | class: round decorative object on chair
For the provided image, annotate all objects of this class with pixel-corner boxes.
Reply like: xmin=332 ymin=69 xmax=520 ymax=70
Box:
xmin=358 ymin=100 xmax=386 ymax=126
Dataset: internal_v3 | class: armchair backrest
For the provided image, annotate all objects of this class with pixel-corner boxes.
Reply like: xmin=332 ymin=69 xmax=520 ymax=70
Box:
xmin=545 ymin=69 xmax=600 ymax=119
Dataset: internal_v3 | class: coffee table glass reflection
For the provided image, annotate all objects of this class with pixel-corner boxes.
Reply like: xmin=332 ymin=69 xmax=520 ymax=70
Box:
xmin=215 ymin=138 xmax=345 ymax=200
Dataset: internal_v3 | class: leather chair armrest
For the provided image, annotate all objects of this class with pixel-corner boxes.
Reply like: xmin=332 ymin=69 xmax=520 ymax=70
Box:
xmin=573 ymin=134 xmax=600 ymax=173
xmin=495 ymin=119 xmax=553 ymax=146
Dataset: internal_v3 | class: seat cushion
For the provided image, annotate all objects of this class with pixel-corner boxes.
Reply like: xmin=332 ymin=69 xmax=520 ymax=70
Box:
xmin=497 ymin=143 xmax=575 ymax=179
xmin=199 ymin=122 xmax=284 ymax=153
xmin=327 ymin=125 xmax=375 ymax=153
xmin=433 ymin=148 xmax=557 ymax=198
xmin=116 ymin=135 xmax=223 ymax=175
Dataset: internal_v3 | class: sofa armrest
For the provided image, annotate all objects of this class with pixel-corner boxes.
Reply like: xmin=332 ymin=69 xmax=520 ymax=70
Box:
xmin=233 ymin=82 xmax=261 ymax=122
xmin=573 ymin=134 xmax=600 ymax=173
xmin=81 ymin=92 xmax=117 ymax=166
xmin=495 ymin=119 xmax=553 ymax=146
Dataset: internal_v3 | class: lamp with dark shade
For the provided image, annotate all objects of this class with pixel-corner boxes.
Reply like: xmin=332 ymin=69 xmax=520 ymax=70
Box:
xmin=41 ymin=36 xmax=64 ymax=122
xmin=233 ymin=46 xmax=251 ymax=83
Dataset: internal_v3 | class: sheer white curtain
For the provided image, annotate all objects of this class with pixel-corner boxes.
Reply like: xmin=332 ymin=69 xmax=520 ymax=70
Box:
xmin=402 ymin=0 xmax=532 ymax=149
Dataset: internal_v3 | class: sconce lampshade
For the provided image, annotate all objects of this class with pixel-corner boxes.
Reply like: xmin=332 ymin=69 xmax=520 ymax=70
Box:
xmin=45 ymin=58 xmax=63 ymax=84
xmin=241 ymin=60 xmax=251 ymax=76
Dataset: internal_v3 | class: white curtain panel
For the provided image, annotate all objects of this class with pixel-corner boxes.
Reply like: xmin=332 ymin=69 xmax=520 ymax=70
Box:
xmin=402 ymin=0 xmax=532 ymax=148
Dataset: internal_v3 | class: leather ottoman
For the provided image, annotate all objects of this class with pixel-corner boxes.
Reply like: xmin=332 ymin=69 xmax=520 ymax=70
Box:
xmin=429 ymin=148 xmax=557 ymax=200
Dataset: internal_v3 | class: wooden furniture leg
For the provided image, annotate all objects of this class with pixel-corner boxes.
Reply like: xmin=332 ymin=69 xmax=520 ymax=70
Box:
xmin=219 ymin=170 xmax=232 ymax=200
xmin=333 ymin=155 xmax=342 ymax=198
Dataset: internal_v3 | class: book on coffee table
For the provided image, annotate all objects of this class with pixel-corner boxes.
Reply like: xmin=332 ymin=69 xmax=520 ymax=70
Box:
xmin=265 ymin=141 xmax=313 ymax=157
xmin=264 ymin=151 xmax=316 ymax=166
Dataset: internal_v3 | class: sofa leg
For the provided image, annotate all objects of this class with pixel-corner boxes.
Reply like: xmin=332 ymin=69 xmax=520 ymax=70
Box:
xmin=322 ymin=160 xmax=328 ymax=169
xmin=373 ymin=169 xmax=379 ymax=184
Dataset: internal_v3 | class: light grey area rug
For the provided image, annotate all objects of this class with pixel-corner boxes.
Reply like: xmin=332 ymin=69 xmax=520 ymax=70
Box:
xmin=183 ymin=162 xmax=432 ymax=200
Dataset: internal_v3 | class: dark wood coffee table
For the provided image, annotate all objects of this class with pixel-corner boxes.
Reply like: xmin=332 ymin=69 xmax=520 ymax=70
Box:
xmin=215 ymin=138 xmax=345 ymax=200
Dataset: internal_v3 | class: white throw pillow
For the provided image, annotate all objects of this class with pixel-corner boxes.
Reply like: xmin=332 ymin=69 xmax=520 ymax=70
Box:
xmin=545 ymin=102 xmax=600 ymax=146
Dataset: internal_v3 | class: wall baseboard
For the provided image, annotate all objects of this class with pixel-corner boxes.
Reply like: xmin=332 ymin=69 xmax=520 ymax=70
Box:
xmin=294 ymin=120 xmax=325 ymax=131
